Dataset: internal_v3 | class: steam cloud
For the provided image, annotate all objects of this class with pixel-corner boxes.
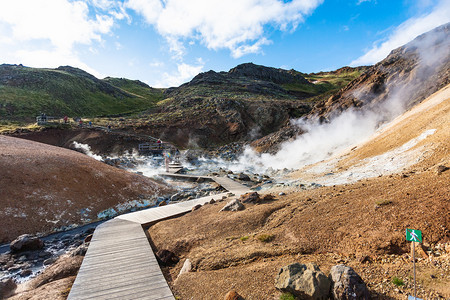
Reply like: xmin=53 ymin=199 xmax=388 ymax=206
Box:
xmin=234 ymin=24 xmax=449 ymax=173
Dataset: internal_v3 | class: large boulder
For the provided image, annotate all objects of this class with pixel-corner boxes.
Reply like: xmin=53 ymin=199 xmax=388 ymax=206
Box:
xmin=10 ymin=234 xmax=44 ymax=252
xmin=275 ymin=263 xmax=331 ymax=300
xmin=329 ymin=265 xmax=370 ymax=300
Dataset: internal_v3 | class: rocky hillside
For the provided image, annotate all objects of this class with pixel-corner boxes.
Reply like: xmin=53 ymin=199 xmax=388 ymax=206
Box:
xmin=311 ymin=22 xmax=450 ymax=119
xmin=146 ymin=82 xmax=450 ymax=300
xmin=252 ymin=22 xmax=450 ymax=153
xmin=0 ymin=65 xmax=163 ymax=120
xmin=0 ymin=135 xmax=174 ymax=243
xmin=132 ymin=63 xmax=365 ymax=148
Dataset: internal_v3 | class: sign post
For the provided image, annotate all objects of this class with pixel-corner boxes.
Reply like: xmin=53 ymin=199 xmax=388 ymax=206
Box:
xmin=406 ymin=228 xmax=422 ymax=300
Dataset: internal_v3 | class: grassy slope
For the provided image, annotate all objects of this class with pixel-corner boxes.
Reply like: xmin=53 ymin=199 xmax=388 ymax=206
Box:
xmin=0 ymin=65 xmax=163 ymax=120
xmin=282 ymin=68 xmax=368 ymax=97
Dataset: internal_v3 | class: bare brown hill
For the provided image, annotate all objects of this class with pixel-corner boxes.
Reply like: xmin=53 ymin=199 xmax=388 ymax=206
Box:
xmin=0 ymin=136 xmax=174 ymax=243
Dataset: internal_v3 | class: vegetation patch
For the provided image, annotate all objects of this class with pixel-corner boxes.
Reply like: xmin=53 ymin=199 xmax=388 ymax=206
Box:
xmin=392 ymin=276 xmax=405 ymax=286
xmin=375 ymin=199 xmax=392 ymax=206
xmin=257 ymin=234 xmax=275 ymax=243
xmin=280 ymin=292 xmax=296 ymax=300
xmin=240 ymin=236 xmax=249 ymax=242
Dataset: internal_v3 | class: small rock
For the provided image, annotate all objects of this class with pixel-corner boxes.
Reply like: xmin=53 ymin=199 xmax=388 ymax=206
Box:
xmin=43 ymin=257 xmax=57 ymax=266
xmin=10 ymin=234 xmax=44 ymax=253
xmin=191 ymin=204 xmax=202 ymax=211
xmin=84 ymin=234 xmax=93 ymax=243
xmin=275 ymin=262 xmax=330 ymax=299
xmin=240 ymin=192 xmax=261 ymax=203
xmin=238 ymin=173 xmax=251 ymax=181
xmin=156 ymin=249 xmax=179 ymax=266
xmin=357 ymin=255 xmax=372 ymax=264
xmin=20 ymin=269 xmax=33 ymax=277
xmin=329 ymin=264 xmax=370 ymax=300
xmin=224 ymin=290 xmax=244 ymax=300
xmin=436 ymin=165 xmax=449 ymax=175
xmin=177 ymin=259 xmax=192 ymax=279
xmin=209 ymin=199 xmax=216 ymax=204
xmin=71 ymin=244 xmax=89 ymax=256
xmin=220 ymin=199 xmax=245 ymax=212
xmin=279 ymin=192 xmax=286 ymax=196
xmin=262 ymin=194 xmax=275 ymax=202
xmin=411 ymin=242 xmax=428 ymax=259
xmin=0 ymin=278 xmax=17 ymax=299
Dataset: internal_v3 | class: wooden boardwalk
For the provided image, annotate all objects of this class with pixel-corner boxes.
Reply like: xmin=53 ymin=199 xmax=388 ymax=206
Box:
xmin=68 ymin=175 xmax=251 ymax=300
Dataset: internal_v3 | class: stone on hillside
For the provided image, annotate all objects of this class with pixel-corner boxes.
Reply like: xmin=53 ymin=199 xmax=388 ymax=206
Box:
xmin=192 ymin=204 xmax=202 ymax=211
xmin=436 ymin=165 xmax=449 ymax=175
xmin=10 ymin=234 xmax=44 ymax=253
xmin=411 ymin=242 xmax=429 ymax=259
xmin=224 ymin=290 xmax=244 ymax=300
xmin=238 ymin=173 xmax=251 ymax=181
xmin=329 ymin=264 xmax=370 ymax=300
xmin=275 ymin=262 xmax=330 ymax=300
xmin=71 ymin=244 xmax=89 ymax=257
xmin=156 ymin=249 xmax=179 ymax=266
xmin=0 ymin=278 xmax=17 ymax=299
xmin=262 ymin=194 xmax=275 ymax=202
xmin=177 ymin=259 xmax=192 ymax=279
xmin=220 ymin=199 xmax=245 ymax=212
xmin=240 ymin=192 xmax=261 ymax=203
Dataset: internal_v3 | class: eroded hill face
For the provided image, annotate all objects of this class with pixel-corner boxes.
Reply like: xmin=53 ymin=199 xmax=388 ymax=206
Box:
xmin=251 ymin=22 xmax=450 ymax=153
xmin=0 ymin=136 xmax=174 ymax=243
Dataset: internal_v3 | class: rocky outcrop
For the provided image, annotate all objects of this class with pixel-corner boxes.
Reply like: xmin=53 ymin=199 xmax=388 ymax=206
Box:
xmin=229 ymin=63 xmax=310 ymax=85
xmin=220 ymin=199 xmax=245 ymax=212
xmin=10 ymin=234 xmax=44 ymax=253
xmin=310 ymin=22 xmax=450 ymax=120
xmin=329 ymin=265 xmax=370 ymax=300
xmin=275 ymin=263 xmax=331 ymax=299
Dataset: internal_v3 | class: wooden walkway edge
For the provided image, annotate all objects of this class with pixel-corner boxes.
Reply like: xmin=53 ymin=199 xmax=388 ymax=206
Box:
xmin=68 ymin=176 xmax=251 ymax=300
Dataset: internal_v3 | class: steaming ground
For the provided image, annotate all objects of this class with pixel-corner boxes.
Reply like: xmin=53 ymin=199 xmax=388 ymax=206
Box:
xmin=290 ymin=83 xmax=450 ymax=186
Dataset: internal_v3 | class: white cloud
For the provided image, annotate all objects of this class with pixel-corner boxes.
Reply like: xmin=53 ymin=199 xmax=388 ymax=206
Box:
xmin=155 ymin=61 xmax=204 ymax=87
xmin=0 ymin=0 xmax=115 ymax=75
xmin=356 ymin=0 xmax=375 ymax=5
xmin=351 ymin=0 xmax=450 ymax=66
xmin=126 ymin=0 xmax=323 ymax=58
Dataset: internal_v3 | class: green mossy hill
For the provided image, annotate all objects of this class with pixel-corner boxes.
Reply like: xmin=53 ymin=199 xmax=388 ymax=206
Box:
xmin=103 ymin=77 xmax=164 ymax=101
xmin=0 ymin=64 xmax=161 ymax=120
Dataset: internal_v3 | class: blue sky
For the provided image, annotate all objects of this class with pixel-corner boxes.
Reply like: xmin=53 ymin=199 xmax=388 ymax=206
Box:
xmin=0 ymin=0 xmax=449 ymax=87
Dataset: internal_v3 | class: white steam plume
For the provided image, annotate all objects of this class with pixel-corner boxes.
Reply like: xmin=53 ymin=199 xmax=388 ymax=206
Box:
xmin=235 ymin=24 xmax=449 ymax=173
xmin=72 ymin=141 xmax=102 ymax=161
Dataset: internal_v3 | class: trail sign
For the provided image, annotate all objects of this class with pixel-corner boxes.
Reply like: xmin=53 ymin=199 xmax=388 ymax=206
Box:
xmin=406 ymin=228 xmax=422 ymax=243
xmin=406 ymin=228 xmax=423 ymax=300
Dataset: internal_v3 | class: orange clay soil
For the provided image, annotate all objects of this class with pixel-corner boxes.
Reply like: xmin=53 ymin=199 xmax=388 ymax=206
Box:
xmin=0 ymin=135 xmax=174 ymax=243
